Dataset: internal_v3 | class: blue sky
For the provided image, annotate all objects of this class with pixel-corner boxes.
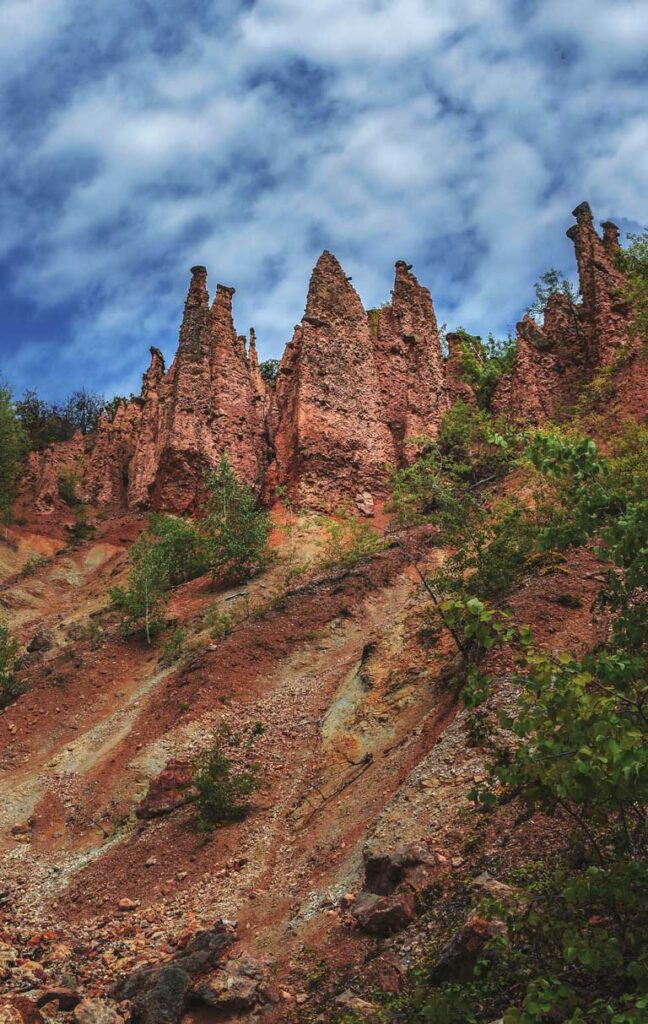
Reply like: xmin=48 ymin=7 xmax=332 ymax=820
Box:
xmin=0 ymin=0 xmax=646 ymax=401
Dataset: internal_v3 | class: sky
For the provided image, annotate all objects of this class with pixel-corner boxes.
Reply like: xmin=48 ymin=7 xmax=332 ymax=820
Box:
xmin=0 ymin=0 xmax=646 ymax=402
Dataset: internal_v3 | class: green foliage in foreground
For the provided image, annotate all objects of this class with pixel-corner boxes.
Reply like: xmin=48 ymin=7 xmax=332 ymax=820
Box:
xmin=192 ymin=737 xmax=262 ymax=832
xmin=0 ymin=623 xmax=23 ymax=709
xmin=397 ymin=427 xmax=648 ymax=1023
xmin=204 ymin=455 xmax=272 ymax=585
xmin=617 ymin=229 xmax=648 ymax=344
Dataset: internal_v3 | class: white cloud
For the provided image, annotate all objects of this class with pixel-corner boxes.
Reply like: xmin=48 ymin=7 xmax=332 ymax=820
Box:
xmin=0 ymin=0 xmax=646 ymax=397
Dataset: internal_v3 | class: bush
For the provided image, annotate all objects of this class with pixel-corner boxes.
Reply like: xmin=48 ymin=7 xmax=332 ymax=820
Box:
xmin=452 ymin=329 xmax=517 ymax=410
xmin=438 ymin=402 xmax=515 ymax=484
xmin=0 ymin=382 xmax=27 ymax=532
xmin=617 ymin=229 xmax=648 ymax=343
xmin=317 ymin=511 xmax=385 ymax=571
xmin=147 ymin=513 xmax=210 ymax=586
xmin=0 ymin=623 xmax=23 ymax=708
xmin=203 ymin=455 xmax=271 ymax=585
xmin=21 ymin=554 xmax=50 ymax=577
xmin=110 ymin=533 xmax=170 ymax=643
xmin=259 ymin=359 xmax=281 ymax=386
xmin=160 ymin=627 xmax=186 ymax=666
xmin=526 ymin=268 xmax=578 ymax=322
xmin=58 ymin=467 xmax=80 ymax=506
xmin=192 ymin=738 xmax=262 ymax=832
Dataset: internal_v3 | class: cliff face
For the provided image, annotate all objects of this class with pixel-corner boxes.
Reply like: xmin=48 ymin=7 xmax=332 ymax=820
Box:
xmin=20 ymin=202 xmax=637 ymax=516
xmin=77 ymin=268 xmax=268 ymax=514
xmin=372 ymin=261 xmax=449 ymax=463
xmin=493 ymin=203 xmax=634 ymax=422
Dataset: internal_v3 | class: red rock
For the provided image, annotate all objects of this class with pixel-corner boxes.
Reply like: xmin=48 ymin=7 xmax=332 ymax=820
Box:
xmin=0 ymin=996 xmax=45 ymax=1023
xmin=351 ymin=889 xmax=416 ymax=935
xmin=135 ymin=759 xmax=193 ymax=819
xmin=373 ymin=260 xmax=448 ymax=461
xmin=265 ymin=251 xmax=396 ymax=510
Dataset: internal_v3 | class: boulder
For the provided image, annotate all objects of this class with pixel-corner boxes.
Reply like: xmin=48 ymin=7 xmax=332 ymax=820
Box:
xmin=429 ymin=912 xmax=507 ymax=984
xmin=135 ymin=760 xmax=194 ymax=819
xmin=0 ymin=998 xmax=45 ymax=1024
xmin=73 ymin=1000 xmax=123 ymax=1024
xmin=351 ymin=890 xmax=416 ymax=936
xmin=112 ymin=926 xmax=233 ymax=1024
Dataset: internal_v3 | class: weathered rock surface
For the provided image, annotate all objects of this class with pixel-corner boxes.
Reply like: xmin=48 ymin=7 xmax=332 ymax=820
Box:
xmin=493 ymin=203 xmax=634 ymax=422
xmin=352 ymin=843 xmax=440 ymax=935
xmin=265 ymin=251 xmax=397 ymax=510
xmin=0 ymin=998 xmax=45 ymax=1024
xmin=135 ymin=759 xmax=193 ymax=819
xmin=20 ymin=203 xmax=636 ymax=515
xmin=111 ymin=926 xmax=233 ymax=1024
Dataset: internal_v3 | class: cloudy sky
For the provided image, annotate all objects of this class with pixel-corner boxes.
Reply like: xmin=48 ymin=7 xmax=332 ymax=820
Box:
xmin=0 ymin=0 xmax=646 ymax=400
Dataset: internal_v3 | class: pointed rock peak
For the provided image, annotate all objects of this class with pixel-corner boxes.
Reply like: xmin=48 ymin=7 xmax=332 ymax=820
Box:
xmin=179 ymin=266 xmax=211 ymax=352
xmin=248 ymin=327 xmax=259 ymax=368
xmin=305 ymin=250 xmax=364 ymax=322
xmin=148 ymin=346 xmax=166 ymax=373
xmin=602 ymin=221 xmax=621 ymax=251
xmin=210 ymin=283 xmax=237 ymax=342
xmin=188 ymin=265 xmax=209 ymax=306
xmin=573 ymin=201 xmax=593 ymax=224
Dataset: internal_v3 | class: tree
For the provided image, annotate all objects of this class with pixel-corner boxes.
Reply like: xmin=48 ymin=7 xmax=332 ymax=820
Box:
xmin=0 ymin=382 xmax=27 ymax=535
xmin=0 ymin=623 xmax=22 ymax=708
xmin=110 ymin=534 xmax=169 ymax=643
xmin=203 ymin=455 xmax=271 ymax=585
xmin=259 ymin=359 xmax=281 ymax=386
xmin=617 ymin=229 xmax=648 ymax=343
xmin=16 ymin=387 xmax=105 ymax=451
xmin=147 ymin=513 xmax=210 ymax=586
xmin=192 ymin=737 xmax=262 ymax=832
xmin=527 ymin=268 xmax=578 ymax=322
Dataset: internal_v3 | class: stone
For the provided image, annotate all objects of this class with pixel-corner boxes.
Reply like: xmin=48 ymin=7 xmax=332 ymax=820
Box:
xmin=265 ymin=251 xmax=396 ymax=510
xmin=363 ymin=843 xmax=438 ymax=896
xmin=335 ymin=991 xmax=378 ymax=1017
xmin=112 ymin=926 xmax=234 ymax=1024
xmin=429 ymin=912 xmax=507 ymax=984
xmin=351 ymin=889 xmax=416 ymax=935
xmin=0 ymin=998 xmax=45 ymax=1024
xmin=73 ymin=1000 xmax=123 ymax=1024
xmin=135 ymin=759 xmax=193 ymax=819
xmin=35 ymin=989 xmax=80 ymax=1012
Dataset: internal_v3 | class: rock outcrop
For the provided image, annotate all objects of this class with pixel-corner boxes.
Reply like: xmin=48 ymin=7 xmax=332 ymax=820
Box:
xmin=19 ymin=202 xmax=636 ymax=516
xmin=265 ymin=252 xmax=397 ymax=510
xmin=493 ymin=203 xmax=633 ymax=422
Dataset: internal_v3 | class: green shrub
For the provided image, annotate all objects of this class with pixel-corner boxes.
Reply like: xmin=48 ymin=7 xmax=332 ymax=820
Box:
xmin=617 ymin=229 xmax=648 ymax=343
xmin=110 ymin=533 xmax=170 ymax=643
xmin=192 ymin=738 xmax=262 ymax=832
xmin=147 ymin=513 xmax=210 ymax=586
xmin=21 ymin=554 xmax=50 ymax=577
xmin=160 ymin=627 xmax=186 ymax=666
xmin=203 ymin=455 xmax=271 ymax=585
xmin=205 ymin=604 xmax=235 ymax=640
xmin=259 ymin=359 xmax=281 ymax=386
xmin=317 ymin=512 xmax=385 ymax=571
xmin=526 ymin=268 xmax=578 ymax=322
xmin=438 ymin=401 xmax=515 ymax=484
xmin=68 ymin=505 xmax=95 ymax=546
xmin=0 ymin=623 xmax=23 ymax=708
xmin=0 ymin=381 xmax=27 ymax=533
xmin=58 ymin=467 xmax=80 ymax=506
xmin=453 ymin=329 xmax=517 ymax=410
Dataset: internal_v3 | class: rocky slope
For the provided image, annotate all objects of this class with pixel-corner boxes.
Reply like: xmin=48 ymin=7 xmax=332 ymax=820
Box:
xmin=1 ymin=202 xmax=646 ymax=1023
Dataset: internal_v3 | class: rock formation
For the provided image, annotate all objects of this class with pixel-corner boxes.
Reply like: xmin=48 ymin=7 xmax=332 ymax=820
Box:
xmin=493 ymin=203 xmax=633 ymax=422
xmin=265 ymin=251 xmax=397 ymax=510
xmin=19 ymin=202 xmax=637 ymax=516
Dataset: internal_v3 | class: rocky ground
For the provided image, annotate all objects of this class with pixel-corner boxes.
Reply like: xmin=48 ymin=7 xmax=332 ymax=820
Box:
xmin=0 ymin=501 xmax=607 ymax=1024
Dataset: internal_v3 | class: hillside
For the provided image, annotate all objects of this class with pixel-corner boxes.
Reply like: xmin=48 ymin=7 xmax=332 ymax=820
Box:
xmin=1 ymin=202 xmax=647 ymax=1024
